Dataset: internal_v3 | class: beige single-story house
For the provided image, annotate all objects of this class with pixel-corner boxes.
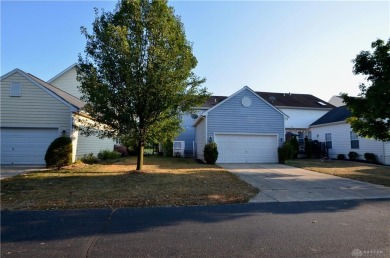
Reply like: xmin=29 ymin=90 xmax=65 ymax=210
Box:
xmin=0 ymin=68 xmax=115 ymax=165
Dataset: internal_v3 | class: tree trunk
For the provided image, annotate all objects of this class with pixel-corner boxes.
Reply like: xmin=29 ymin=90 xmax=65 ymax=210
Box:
xmin=136 ymin=140 xmax=144 ymax=171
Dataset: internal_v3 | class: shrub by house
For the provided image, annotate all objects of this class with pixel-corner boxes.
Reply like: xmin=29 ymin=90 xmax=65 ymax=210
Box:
xmin=204 ymin=142 xmax=218 ymax=164
xmin=45 ymin=136 xmax=72 ymax=168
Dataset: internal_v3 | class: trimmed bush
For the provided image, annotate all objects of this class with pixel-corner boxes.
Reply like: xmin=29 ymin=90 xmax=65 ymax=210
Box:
xmin=290 ymin=137 xmax=299 ymax=159
xmin=81 ymin=153 xmax=99 ymax=164
xmin=114 ymin=144 xmax=129 ymax=157
xmin=278 ymin=145 xmax=290 ymax=164
xmin=304 ymin=137 xmax=312 ymax=158
xmin=337 ymin=154 xmax=346 ymax=160
xmin=278 ymin=139 xmax=299 ymax=162
xmin=364 ymin=153 xmax=377 ymax=163
xmin=348 ymin=151 xmax=358 ymax=161
xmin=204 ymin=142 xmax=218 ymax=164
xmin=45 ymin=136 xmax=72 ymax=168
xmin=97 ymin=149 xmax=121 ymax=160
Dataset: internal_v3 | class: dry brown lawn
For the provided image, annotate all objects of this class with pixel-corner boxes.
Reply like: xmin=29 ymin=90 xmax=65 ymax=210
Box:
xmin=1 ymin=156 xmax=258 ymax=210
xmin=286 ymin=159 xmax=390 ymax=186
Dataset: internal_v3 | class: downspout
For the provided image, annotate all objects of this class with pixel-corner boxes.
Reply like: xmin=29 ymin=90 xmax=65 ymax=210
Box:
xmin=383 ymin=141 xmax=386 ymax=164
xmin=205 ymin=115 xmax=208 ymax=146
xmin=70 ymin=112 xmax=78 ymax=163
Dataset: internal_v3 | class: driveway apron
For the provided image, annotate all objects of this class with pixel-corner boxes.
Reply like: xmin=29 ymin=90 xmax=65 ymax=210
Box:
xmin=0 ymin=165 xmax=48 ymax=180
xmin=220 ymin=163 xmax=390 ymax=203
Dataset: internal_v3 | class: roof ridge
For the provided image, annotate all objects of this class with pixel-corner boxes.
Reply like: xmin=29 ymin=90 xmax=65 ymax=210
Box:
xmin=255 ymin=91 xmax=315 ymax=96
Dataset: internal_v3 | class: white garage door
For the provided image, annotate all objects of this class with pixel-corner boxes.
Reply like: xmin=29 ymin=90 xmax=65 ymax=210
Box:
xmin=1 ymin=128 xmax=59 ymax=165
xmin=215 ymin=134 xmax=277 ymax=163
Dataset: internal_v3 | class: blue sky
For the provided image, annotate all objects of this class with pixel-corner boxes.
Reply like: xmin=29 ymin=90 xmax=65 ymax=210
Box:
xmin=1 ymin=1 xmax=389 ymax=101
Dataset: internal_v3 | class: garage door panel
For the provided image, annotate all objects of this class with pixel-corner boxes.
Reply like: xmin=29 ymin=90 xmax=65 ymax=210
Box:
xmin=215 ymin=134 xmax=277 ymax=163
xmin=1 ymin=128 xmax=59 ymax=165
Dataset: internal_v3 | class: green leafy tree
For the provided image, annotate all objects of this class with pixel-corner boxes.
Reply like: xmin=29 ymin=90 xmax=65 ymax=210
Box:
xmin=77 ymin=0 xmax=209 ymax=170
xmin=341 ymin=38 xmax=390 ymax=141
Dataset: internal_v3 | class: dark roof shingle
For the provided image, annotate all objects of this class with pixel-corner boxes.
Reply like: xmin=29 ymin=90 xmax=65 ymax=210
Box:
xmin=201 ymin=96 xmax=228 ymax=108
xmin=201 ymin=91 xmax=334 ymax=109
xmin=256 ymin=92 xmax=334 ymax=109
xmin=310 ymin=106 xmax=351 ymax=126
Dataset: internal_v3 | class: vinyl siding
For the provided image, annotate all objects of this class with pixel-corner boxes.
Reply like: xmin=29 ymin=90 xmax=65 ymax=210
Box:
xmin=76 ymin=134 xmax=115 ymax=158
xmin=281 ymin=108 xmax=330 ymax=129
xmin=207 ymin=89 xmax=284 ymax=144
xmin=195 ymin=118 xmax=206 ymax=161
xmin=175 ymin=113 xmax=197 ymax=157
xmin=384 ymin=143 xmax=390 ymax=165
xmin=328 ymin=96 xmax=345 ymax=107
xmin=385 ymin=142 xmax=390 ymax=155
xmin=1 ymin=72 xmax=71 ymax=132
xmin=311 ymin=123 xmax=389 ymax=164
xmin=73 ymin=115 xmax=116 ymax=158
xmin=49 ymin=67 xmax=81 ymax=98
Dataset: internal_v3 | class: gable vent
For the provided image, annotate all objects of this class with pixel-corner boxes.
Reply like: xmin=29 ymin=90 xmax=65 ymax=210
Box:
xmin=10 ymin=82 xmax=22 ymax=97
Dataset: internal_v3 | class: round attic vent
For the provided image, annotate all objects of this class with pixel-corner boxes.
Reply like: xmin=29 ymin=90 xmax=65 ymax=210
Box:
xmin=241 ymin=96 xmax=252 ymax=107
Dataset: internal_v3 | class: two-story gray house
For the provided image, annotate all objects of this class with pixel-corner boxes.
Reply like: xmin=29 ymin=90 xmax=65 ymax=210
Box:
xmin=176 ymin=86 xmax=334 ymax=163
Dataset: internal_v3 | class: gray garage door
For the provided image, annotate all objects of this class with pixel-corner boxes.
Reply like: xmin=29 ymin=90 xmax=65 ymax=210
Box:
xmin=1 ymin=128 xmax=59 ymax=164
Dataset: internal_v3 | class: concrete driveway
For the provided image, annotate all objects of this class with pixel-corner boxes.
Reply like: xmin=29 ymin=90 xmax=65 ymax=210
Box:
xmin=220 ymin=163 xmax=390 ymax=203
xmin=1 ymin=165 xmax=48 ymax=180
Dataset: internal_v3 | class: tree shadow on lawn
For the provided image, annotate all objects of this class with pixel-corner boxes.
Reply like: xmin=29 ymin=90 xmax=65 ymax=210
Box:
xmin=2 ymin=198 xmax=389 ymax=243
xmin=99 ymin=155 xmax=218 ymax=170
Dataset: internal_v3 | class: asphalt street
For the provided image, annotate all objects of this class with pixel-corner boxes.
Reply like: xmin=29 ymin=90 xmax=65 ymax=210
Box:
xmin=2 ymin=199 xmax=390 ymax=257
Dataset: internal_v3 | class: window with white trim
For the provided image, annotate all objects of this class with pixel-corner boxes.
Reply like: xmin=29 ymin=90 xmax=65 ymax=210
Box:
xmin=350 ymin=131 xmax=359 ymax=149
xmin=325 ymin=133 xmax=332 ymax=149
xmin=10 ymin=82 xmax=21 ymax=97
